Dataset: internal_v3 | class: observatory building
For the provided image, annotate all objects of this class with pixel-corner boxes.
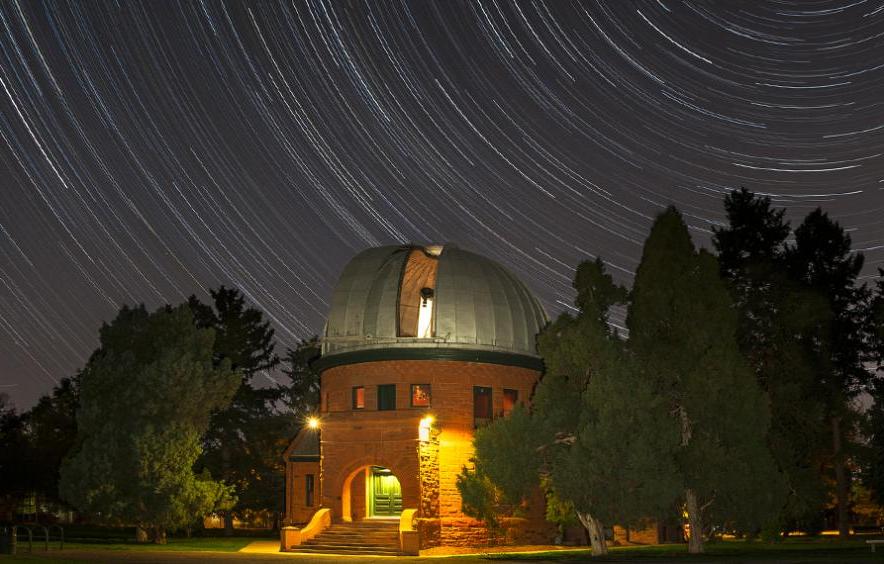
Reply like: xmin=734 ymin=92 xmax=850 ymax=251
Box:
xmin=282 ymin=244 xmax=549 ymax=551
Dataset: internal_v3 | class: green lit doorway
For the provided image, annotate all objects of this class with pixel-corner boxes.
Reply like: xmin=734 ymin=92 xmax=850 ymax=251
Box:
xmin=369 ymin=466 xmax=402 ymax=517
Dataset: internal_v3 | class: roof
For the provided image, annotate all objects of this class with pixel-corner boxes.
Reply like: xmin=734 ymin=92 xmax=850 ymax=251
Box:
xmin=284 ymin=427 xmax=320 ymax=463
xmin=320 ymin=245 xmax=548 ymax=367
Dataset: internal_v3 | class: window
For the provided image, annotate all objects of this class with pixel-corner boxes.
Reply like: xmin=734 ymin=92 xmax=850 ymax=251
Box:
xmin=411 ymin=384 xmax=431 ymax=407
xmin=474 ymin=386 xmax=492 ymax=427
xmin=503 ymin=389 xmax=519 ymax=416
xmin=378 ymin=384 xmax=396 ymax=411
xmin=352 ymin=386 xmax=365 ymax=409
xmin=305 ymin=474 xmax=315 ymax=507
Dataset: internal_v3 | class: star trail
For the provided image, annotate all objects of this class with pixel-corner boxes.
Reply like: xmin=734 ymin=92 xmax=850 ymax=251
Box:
xmin=1 ymin=1 xmax=883 ymax=408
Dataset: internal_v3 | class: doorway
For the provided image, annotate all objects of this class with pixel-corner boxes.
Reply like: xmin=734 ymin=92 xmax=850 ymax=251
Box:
xmin=368 ymin=466 xmax=402 ymax=517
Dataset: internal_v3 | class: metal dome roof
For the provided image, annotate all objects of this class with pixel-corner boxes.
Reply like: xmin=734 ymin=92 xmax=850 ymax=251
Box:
xmin=320 ymin=245 xmax=548 ymax=366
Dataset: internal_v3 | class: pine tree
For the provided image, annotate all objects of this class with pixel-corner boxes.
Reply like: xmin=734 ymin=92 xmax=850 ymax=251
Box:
xmin=628 ymin=207 xmax=786 ymax=553
xmin=188 ymin=287 xmax=284 ymax=534
xmin=785 ymin=209 xmax=872 ymax=538
xmin=713 ymin=189 xmax=829 ymax=533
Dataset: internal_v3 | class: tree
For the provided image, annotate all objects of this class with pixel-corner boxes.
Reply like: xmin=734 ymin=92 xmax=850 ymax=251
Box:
xmin=188 ymin=287 xmax=284 ymax=534
xmin=467 ymin=259 xmax=679 ymax=556
xmin=0 ymin=394 xmax=30 ymax=516
xmin=628 ymin=207 xmax=786 ymax=553
xmin=713 ymin=189 xmax=830 ymax=533
xmin=60 ymin=304 xmax=239 ymax=542
xmin=862 ymin=270 xmax=884 ymax=508
xmin=785 ymin=209 xmax=872 ymax=538
xmin=23 ymin=376 xmax=80 ymax=509
xmin=281 ymin=337 xmax=322 ymax=419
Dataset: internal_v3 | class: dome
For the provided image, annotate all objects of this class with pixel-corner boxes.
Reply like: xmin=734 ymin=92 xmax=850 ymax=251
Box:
xmin=318 ymin=245 xmax=548 ymax=369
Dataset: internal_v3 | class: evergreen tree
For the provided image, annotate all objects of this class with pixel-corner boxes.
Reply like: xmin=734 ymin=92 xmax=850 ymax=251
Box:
xmin=713 ymin=189 xmax=829 ymax=533
xmin=628 ymin=207 xmax=786 ymax=553
xmin=281 ymin=337 xmax=322 ymax=419
xmin=22 ymin=375 xmax=80 ymax=510
xmin=785 ymin=209 xmax=872 ymax=538
xmin=0 ymin=394 xmax=30 ymax=516
xmin=188 ymin=287 xmax=284 ymax=534
xmin=60 ymin=305 xmax=239 ymax=542
xmin=862 ymin=270 xmax=884 ymax=508
xmin=468 ymin=259 xmax=679 ymax=556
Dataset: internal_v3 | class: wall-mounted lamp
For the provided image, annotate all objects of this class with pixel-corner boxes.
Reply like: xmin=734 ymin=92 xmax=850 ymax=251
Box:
xmin=307 ymin=416 xmax=320 ymax=430
xmin=419 ymin=414 xmax=434 ymax=441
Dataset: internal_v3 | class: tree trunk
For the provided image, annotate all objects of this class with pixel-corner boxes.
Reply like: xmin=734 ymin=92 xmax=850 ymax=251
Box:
xmin=152 ymin=526 xmax=166 ymax=544
xmin=135 ymin=526 xmax=149 ymax=543
xmin=832 ymin=416 xmax=850 ymax=539
xmin=576 ymin=511 xmax=608 ymax=556
xmin=685 ymin=489 xmax=704 ymax=554
xmin=224 ymin=511 xmax=234 ymax=537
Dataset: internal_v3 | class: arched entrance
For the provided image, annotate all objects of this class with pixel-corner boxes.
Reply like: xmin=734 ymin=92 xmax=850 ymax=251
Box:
xmin=341 ymin=464 xmax=403 ymax=521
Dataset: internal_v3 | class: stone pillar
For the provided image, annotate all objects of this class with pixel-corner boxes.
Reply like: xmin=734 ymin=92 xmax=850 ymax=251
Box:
xmin=418 ymin=425 xmax=441 ymax=548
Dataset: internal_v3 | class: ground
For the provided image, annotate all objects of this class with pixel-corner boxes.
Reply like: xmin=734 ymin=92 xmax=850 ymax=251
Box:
xmin=1 ymin=537 xmax=882 ymax=563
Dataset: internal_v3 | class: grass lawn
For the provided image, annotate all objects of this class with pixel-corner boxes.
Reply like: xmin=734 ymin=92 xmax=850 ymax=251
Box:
xmin=60 ymin=536 xmax=255 ymax=551
xmin=0 ymin=536 xmax=878 ymax=563
xmin=469 ymin=537 xmax=874 ymax=560
xmin=0 ymin=536 xmax=255 ymax=562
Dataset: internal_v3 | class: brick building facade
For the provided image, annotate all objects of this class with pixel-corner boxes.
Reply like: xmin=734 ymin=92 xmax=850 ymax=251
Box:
xmin=282 ymin=244 xmax=553 ymax=548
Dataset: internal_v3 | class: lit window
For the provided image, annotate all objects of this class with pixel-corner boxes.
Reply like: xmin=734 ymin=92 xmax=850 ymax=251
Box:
xmin=305 ymin=474 xmax=315 ymax=507
xmin=503 ymin=389 xmax=518 ymax=416
xmin=474 ymin=386 xmax=492 ymax=427
xmin=411 ymin=384 xmax=431 ymax=407
xmin=378 ymin=384 xmax=396 ymax=411
xmin=352 ymin=386 xmax=365 ymax=410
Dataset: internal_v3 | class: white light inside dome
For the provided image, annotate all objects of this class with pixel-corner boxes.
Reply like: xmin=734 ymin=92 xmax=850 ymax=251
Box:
xmin=417 ymin=297 xmax=434 ymax=338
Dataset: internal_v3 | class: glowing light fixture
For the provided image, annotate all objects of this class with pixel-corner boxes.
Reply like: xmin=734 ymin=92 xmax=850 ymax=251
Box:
xmin=419 ymin=415 xmax=434 ymax=441
xmin=307 ymin=416 xmax=320 ymax=430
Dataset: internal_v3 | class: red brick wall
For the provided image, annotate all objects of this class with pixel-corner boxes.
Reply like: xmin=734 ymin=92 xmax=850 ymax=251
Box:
xmin=317 ymin=359 xmax=546 ymax=546
xmin=285 ymin=459 xmax=320 ymax=525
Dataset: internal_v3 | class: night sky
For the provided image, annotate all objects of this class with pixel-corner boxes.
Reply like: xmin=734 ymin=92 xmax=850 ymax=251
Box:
xmin=2 ymin=1 xmax=883 ymax=409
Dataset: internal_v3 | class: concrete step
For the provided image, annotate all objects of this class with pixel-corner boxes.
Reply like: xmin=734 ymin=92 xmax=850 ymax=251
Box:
xmin=290 ymin=520 xmax=403 ymax=556
xmin=293 ymin=545 xmax=402 ymax=556
xmin=303 ymin=541 xmax=399 ymax=550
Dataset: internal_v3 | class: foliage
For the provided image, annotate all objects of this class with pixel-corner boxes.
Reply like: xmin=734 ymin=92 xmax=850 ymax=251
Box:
xmin=865 ymin=270 xmax=884 ymax=507
xmin=713 ymin=189 xmax=830 ymax=530
xmin=783 ymin=209 xmax=873 ymax=537
xmin=187 ymin=286 xmax=277 ymax=374
xmin=281 ymin=337 xmax=322 ymax=419
xmin=59 ymin=304 xmax=239 ymax=541
xmin=23 ymin=375 xmax=81 ymax=505
xmin=542 ymin=259 xmax=680 ymax=532
xmin=457 ymin=461 xmax=505 ymax=533
xmin=0 ymin=393 xmax=30 ymax=513
xmin=628 ymin=207 xmax=786 ymax=552
xmin=189 ymin=287 xmax=290 ymax=528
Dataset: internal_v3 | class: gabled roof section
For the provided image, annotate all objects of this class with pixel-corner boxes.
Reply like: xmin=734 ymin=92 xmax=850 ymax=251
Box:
xmin=283 ymin=427 xmax=320 ymax=463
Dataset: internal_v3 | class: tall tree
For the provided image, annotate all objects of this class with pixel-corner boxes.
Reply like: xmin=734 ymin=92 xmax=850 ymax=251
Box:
xmin=785 ymin=209 xmax=871 ymax=538
xmin=22 ymin=375 xmax=80 ymax=510
xmin=713 ymin=189 xmax=829 ymax=533
xmin=628 ymin=207 xmax=785 ymax=553
xmin=60 ymin=305 xmax=239 ymax=542
xmin=281 ymin=337 xmax=322 ymax=419
xmin=861 ymin=270 xmax=884 ymax=509
xmin=0 ymin=394 xmax=30 ymax=517
xmin=188 ymin=287 xmax=284 ymax=534
xmin=467 ymin=259 xmax=679 ymax=556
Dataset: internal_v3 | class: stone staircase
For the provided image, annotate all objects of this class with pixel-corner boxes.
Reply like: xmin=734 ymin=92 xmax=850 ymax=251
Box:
xmin=292 ymin=519 xmax=402 ymax=556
